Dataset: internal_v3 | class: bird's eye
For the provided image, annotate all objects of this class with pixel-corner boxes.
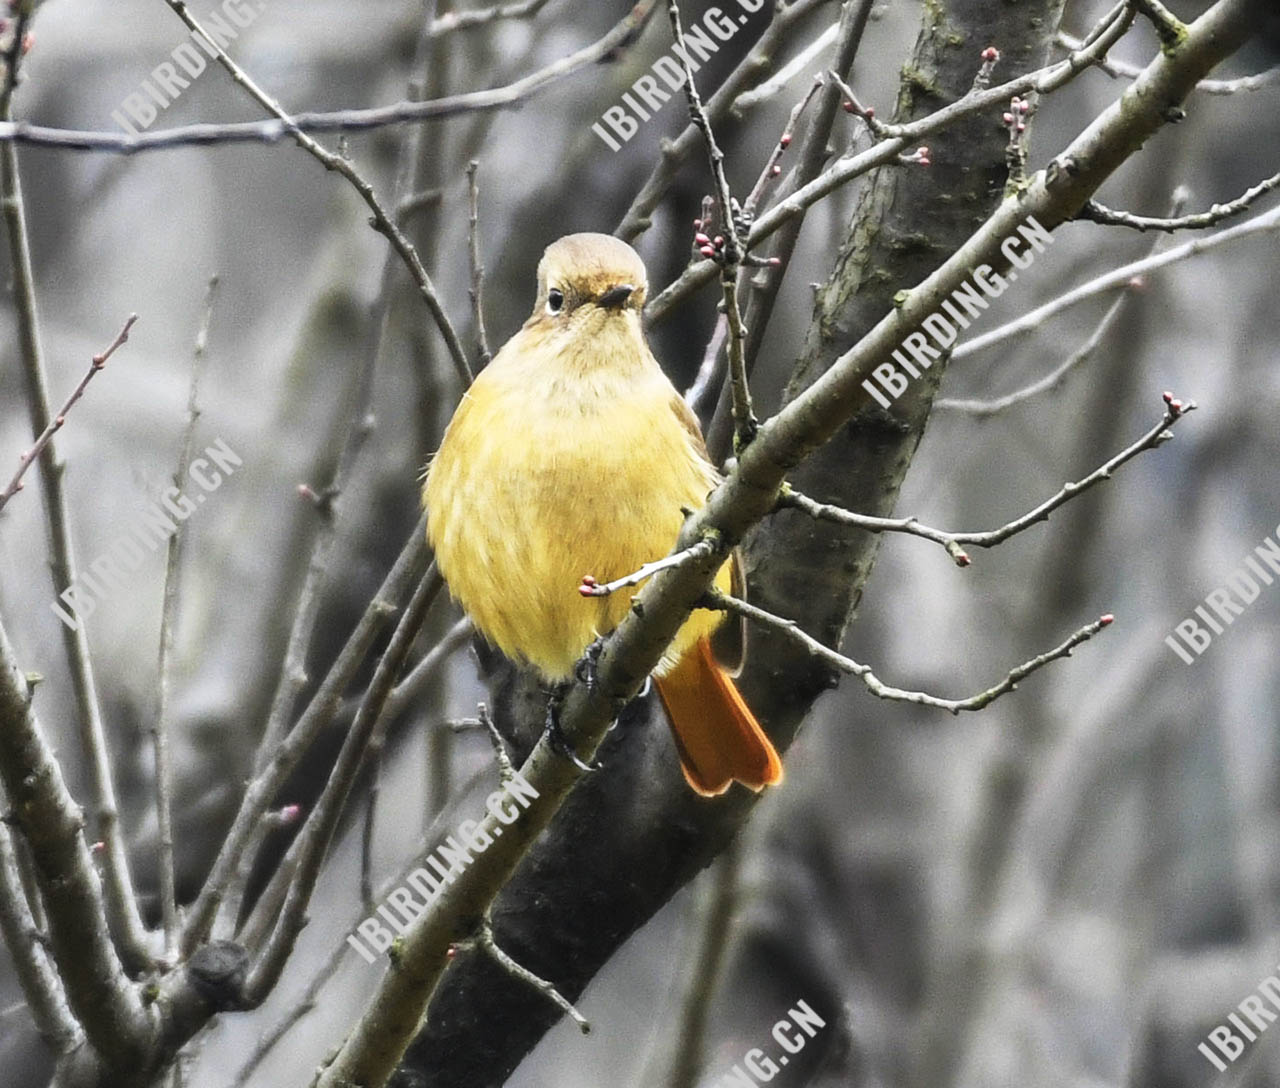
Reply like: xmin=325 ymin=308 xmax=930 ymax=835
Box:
xmin=547 ymin=288 xmax=564 ymax=314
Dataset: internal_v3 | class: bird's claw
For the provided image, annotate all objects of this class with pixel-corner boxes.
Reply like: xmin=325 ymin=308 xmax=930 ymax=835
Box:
xmin=543 ymin=690 xmax=598 ymax=773
xmin=573 ymin=637 xmax=606 ymax=694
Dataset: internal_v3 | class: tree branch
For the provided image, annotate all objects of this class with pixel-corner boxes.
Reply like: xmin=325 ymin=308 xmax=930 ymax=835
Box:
xmin=952 ymin=202 xmax=1280 ymax=361
xmin=615 ymin=0 xmax=832 ymax=241
xmin=1075 ymin=170 xmax=1280 ymax=231
xmin=781 ymin=395 xmax=1194 ymax=564
xmin=705 ymin=588 xmax=1114 ymax=714
xmin=320 ymin=1 xmax=1266 ymax=1082
xmin=0 ymin=1 xmax=658 ymax=155
xmin=159 ymin=0 xmax=473 ymax=389
xmin=0 ymin=618 xmax=154 ymax=1067
xmin=2 ymin=57 xmax=152 ymax=970
xmin=244 ymin=566 xmax=442 ymax=1002
xmin=0 ymin=818 xmax=81 ymax=1053
xmin=181 ymin=518 xmax=430 ymax=952
xmin=0 ymin=314 xmax=136 ymax=514
xmin=644 ymin=3 xmax=1134 ymax=323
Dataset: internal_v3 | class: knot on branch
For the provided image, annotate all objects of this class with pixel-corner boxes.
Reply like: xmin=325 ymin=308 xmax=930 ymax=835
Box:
xmin=187 ymin=940 xmax=250 ymax=1011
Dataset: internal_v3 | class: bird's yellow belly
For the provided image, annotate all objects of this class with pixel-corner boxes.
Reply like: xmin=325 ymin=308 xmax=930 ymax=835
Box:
xmin=426 ymin=379 xmax=725 ymax=680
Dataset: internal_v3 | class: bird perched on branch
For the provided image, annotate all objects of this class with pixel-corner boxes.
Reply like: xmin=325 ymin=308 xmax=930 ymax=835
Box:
xmin=424 ymin=232 xmax=782 ymax=796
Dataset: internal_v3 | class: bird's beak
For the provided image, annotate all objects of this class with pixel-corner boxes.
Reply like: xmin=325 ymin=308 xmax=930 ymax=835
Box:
xmin=596 ymin=284 xmax=635 ymax=310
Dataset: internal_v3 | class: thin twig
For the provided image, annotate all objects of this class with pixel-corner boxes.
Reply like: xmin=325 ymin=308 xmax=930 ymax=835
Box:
xmin=731 ymin=21 xmax=841 ymax=112
xmin=159 ymin=0 xmax=472 ymax=388
xmin=462 ymin=920 xmax=590 ymax=1033
xmin=938 ymin=190 xmax=1189 ymax=414
xmin=183 ymin=518 xmax=430 ymax=952
xmin=427 ymin=0 xmax=554 ymax=36
xmin=466 ymin=161 xmax=491 ymax=369
xmin=740 ymin=77 xmax=824 ymax=224
xmin=719 ymin=0 xmax=875 ymax=458
xmin=667 ymin=0 xmax=757 ymax=447
xmin=0 ymin=314 xmax=137 ymax=514
xmin=1056 ymin=30 xmax=1279 ymax=92
xmin=228 ymin=767 xmax=493 ymax=1087
xmin=2 ymin=55 xmax=152 ymax=968
xmin=476 ymin=704 xmax=516 ymax=786
xmin=0 ymin=1 xmax=659 ymax=155
xmin=244 ymin=566 xmax=443 ymax=1001
xmin=952 ymin=203 xmax=1280 ymax=361
xmin=645 ymin=3 xmax=1135 ymax=324
xmin=153 ymin=280 xmax=217 ymax=960
xmin=826 ymin=70 xmax=891 ymax=139
xmin=1076 ymin=170 xmax=1280 ymax=231
xmin=936 ymin=287 xmax=1131 ymax=415
xmin=783 ymin=395 xmax=1195 ymax=564
xmin=380 ymin=616 xmax=473 ymax=724
xmin=578 ymin=539 xmax=718 ymax=598
xmin=616 ymin=0 xmax=831 ymax=241
xmin=706 ymin=588 xmax=1115 ymax=714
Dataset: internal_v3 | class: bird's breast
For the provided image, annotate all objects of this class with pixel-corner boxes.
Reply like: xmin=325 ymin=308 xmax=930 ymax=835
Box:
xmin=426 ymin=364 xmax=716 ymax=679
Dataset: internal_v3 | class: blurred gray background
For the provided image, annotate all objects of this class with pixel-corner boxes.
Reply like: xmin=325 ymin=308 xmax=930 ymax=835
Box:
xmin=0 ymin=0 xmax=1278 ymax=1085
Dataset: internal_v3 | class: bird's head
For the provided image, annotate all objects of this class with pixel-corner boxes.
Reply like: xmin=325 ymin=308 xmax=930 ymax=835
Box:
xmin=528 ymin=232 xmax=649 ymax=333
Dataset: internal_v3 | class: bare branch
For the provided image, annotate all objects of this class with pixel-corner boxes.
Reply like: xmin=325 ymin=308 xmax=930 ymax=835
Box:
xmin=0 ymin=819 xmax=81 ymax=1053
xmin=0 ymin=619 xmax=153 ymax=1064
xmin=645 ymin=3 xmax=1135 ymax=324
xmin=379 ymin=616 xmax=473 ymax=727
xmin=616 ymin=0 xmax=832 ymax=241
xmin=182 ymin=519 xmax=431 ymax=952
xmin=0 ymin=1 xmax=658 ymax=155
xmin=461 ymin=921 xmax=590 ymax=1033
xmin=159 ymin=0 xmax=473 ymax=389
xmin=935 ymin=286 xmax=1130 ymax=415
xmin=740 ymin=77 xmax=823 ymax=225
xmin=466 ymin=161 xmax=492 ymax=370
xmin=427 ymin=0 xmax=553 ymax=36
xmin=1057 ymin=30 xmax=1280 ymax=92
xmin=952 ymin=203 xmax=1280 ymax=361
xmin=668 ymin=0 xmax=757 ymax=446
xmin=938 ymin=189 xmax=1190 ymax=414
xmin=1076 ymin=170 xmax=1280 ymax=231
xmin=152 ymin=279 xmax=218 ymax=961
xmin=314 ymin=3 xmax=1267 ymax=1082
xmin=731 ymin=21 xmax=839 ymax=112
xmin=0 ymin=314 xmax=136 ymax=514
xmin=1 ymin=75 xmax=152 ymax=969
xmin=244 ymin=566 xmax=442 ymax=1002
xmin=783 ymin=395 xmax=1195 ymax=564
xmin=476 ymin=704 xmax=517 ymax=787
xmin=706 ymin=588 xmax=1115 ymax=714
xmin=578 ymin=539 xmax=718 ymax=598
xmin=1131 ymin=0 xmax=1189 ymax=52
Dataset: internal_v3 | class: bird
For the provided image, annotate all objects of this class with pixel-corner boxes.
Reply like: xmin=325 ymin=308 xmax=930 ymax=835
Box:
xmin=424 ymin=232 xmax=782 ymax=797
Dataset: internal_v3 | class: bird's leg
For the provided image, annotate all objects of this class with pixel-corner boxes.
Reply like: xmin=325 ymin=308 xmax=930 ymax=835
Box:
xmin=573 ymin=636 xmax=607 ymax=694
xmin=542 ymin=682 xmax=596 ymax=773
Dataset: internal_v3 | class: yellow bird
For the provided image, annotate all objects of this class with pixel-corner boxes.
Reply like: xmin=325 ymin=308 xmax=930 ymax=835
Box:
xmin=425 ymin=233 xmax=782 ymax=796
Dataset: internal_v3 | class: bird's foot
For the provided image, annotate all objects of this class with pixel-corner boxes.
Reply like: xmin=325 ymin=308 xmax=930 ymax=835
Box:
xmin=573 ymin=637 xmax=607 ymax=694
xmin=543 ymin=687 xmax=597 ymax=773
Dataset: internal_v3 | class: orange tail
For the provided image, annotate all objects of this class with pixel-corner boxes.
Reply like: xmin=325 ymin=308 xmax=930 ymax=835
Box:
xmin=654 ymin=637 xmax=783 ymax=797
